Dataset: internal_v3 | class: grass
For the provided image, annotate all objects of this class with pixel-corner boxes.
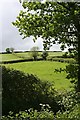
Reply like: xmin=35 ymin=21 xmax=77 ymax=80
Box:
xmin=1 ymin=52 xmax=74 ymax=90
xmin=0 ymin=53 xmax=22 ymax=61
xmin=0 ymin=51 xmax=64 ymax=62
xmin=48 ymin=51 xmax=63 ymax=57
xmin=4 ymin=61 xmax=73 ymax=91
xmin=15 ymin=52 xmax=31 ymax=59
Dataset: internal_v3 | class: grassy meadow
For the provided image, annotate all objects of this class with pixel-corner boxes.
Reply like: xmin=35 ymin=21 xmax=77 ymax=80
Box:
xmin=0 ymin=51 xmax=64 ymax=62
xmin=0 ymin=53 xmax=22 ymax=61
xmin=4 ymin=61 xmax=72 ymax=91
xmin=0 ymin=51 xmax=74 ymax=91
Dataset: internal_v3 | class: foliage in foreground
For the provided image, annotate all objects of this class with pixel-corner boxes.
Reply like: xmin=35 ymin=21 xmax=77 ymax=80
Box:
xmin=2 ymin=66 xmax=60 ymax=115
xmin=1 ymin=102 xmax=80 ymax=120
xmin=2 ymin=66 xmax=80 ymax=119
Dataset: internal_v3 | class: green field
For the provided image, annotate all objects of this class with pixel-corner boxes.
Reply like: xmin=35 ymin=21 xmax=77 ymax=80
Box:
xmin=0 ymin=53 xmax=22 ymax=61
xmin=1 ymin=52 xmax=74 ymax=91
xmin=16 ymin=51 xmax=63 ymax=57
xmin=4 ymin=61 xmax=72 ymax=91
xmin=0 ymin=51 xmax=64 ymax=62
xmin=47 ymin=51 xmax=63 ymax=57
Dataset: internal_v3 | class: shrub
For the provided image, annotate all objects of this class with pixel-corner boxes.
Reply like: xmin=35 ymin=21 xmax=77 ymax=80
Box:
xmin=5 ymin=48 xmax=11 ymax=54
xmin=30 ymin=46 xmax=39 ymax=60
xmin=41 ymin=51 xmax=48 ymax=60
xmin=62 ymin=52 xmax=68 ymax=58
xmin=1 ymin=104 xmax=54 ymax=120
xmin=1 ymin=102 xmax=80 ymax=120
xmin=55 ymin=90 xmax=80 ymax=120
xmin=2 ymin=66 xmax=60 ymax=115
xmin=5 ymin=48 xmax=14 ymax=54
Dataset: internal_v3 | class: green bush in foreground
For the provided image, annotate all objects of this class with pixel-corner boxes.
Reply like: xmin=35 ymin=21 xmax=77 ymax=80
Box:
xmin=2 ymin=66 xmax=80 ymax=119
xmin=55 ymin=90 xmax=80 ymax=120
xmin=1 ymin=103 xmax=80 ymax=120
xmin=2 ymin=66 xmax=60 ymax=115
xmin=1 ymin=104 xmax=54 ymax=120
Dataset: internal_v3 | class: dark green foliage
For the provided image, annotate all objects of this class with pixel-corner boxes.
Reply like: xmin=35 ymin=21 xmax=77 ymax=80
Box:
xmin=2 ymin=66 xmax=60 ymax=115
xmin=5 ymin=48 xmax=14 ymax=54
xmin=41 ymin=51 xmax=48 ymax=60
xmin=1 ymin=58 xmax=33 ymax=64
xmin=1 ymin=104 xmax=55 ymax=120
xmin=55 ymin=90 xmax=80 ymax=119
xmin=65 ymin=64 xmax=79 ymax=91
xmin=62 ymin=52 xmax=68 ymax=58
xmin=1 ymin=91 xmax=80 ymax=120
xmin=6 ymin=48 xmax=11 ymax=54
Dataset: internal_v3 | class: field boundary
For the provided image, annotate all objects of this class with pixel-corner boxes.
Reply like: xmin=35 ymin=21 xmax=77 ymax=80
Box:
xmin=0 ymin=58 xmax=43 ymax=64
xmin=0 ymin=58 xmax=76 ymax=64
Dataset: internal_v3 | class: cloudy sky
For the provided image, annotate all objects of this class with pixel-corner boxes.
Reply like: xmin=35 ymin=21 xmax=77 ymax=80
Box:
xmin=1 ymin=0 xmax=61 ymax=52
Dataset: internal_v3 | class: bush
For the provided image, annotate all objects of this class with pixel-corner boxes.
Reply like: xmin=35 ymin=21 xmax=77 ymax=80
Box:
xmin=2 ymin=66 xmax=60 ymax=115
xmin=1 ymin=104 xmax=54 ymax=120
xmin=5 ymin=48 xmax=11 ymax=54
xmin=41 ymin=51 xmax=48 ymax=60
xmin=55 ymin=90 xmax=80 ymax=120
xmin=1 ymin=102 xmax=80 ymax=120
xmin=30 ymin=46 xmax=39 ymax=60
xmin=62 ymin=52 xmax=68 ymax=58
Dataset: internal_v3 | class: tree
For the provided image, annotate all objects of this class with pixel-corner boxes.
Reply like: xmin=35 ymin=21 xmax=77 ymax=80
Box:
xmin=12 ymin=2 xmax=80 ymax=91
xmin=10 ymin=47 xmax=14 ymax=53
xmin=30 ymin=46 xmax=39 ymax=60
xmin=6 ymin=47 xmax=14 ymax=53
xmin=41 ymin=51 xmax=48 ymax=60
xmin=6 ymin=48 xmax=10 ymax=53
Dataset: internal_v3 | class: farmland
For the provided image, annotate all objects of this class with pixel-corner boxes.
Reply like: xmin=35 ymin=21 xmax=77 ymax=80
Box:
xmin=0 ymin=51 xmax=63 ymax=62
xmin=0 ymin=53 xmax=22 ymax=61
xmin=0 ymin=51 xmax=74 ymax=90
xmin=0 ymin=51 xmax=75 ymax=64
xmin=1 ymin=52 xmax=77 ymax=117
xmin=4 ymin=61 xmax=72 ymax=91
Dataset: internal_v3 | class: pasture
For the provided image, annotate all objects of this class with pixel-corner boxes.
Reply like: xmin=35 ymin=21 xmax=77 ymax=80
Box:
xmin=0 ymin=51 xmax=64 ymax=62
xmin=1 ymin=51 xmax=74 ymax=91
xmin=4 ymin=61 xmax=72 ymax=91
xmin=0 ymin=53 xmax=22 ymax=61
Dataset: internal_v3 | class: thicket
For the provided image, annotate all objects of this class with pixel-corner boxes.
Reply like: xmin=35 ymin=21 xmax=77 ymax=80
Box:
xmin=1 ymin=93 xmax=80 ymax=120
xmin=2 ymin=66 xmax=60 ymax=115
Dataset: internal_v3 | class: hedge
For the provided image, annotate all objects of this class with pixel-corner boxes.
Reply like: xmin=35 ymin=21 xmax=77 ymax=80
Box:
xmin=2 ymin=66 xmax=60 ymax=115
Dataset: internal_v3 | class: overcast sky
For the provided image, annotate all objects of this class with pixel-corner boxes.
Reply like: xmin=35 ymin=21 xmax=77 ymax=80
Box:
xmin=1 ymin=0 xmax=61 ymax=52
